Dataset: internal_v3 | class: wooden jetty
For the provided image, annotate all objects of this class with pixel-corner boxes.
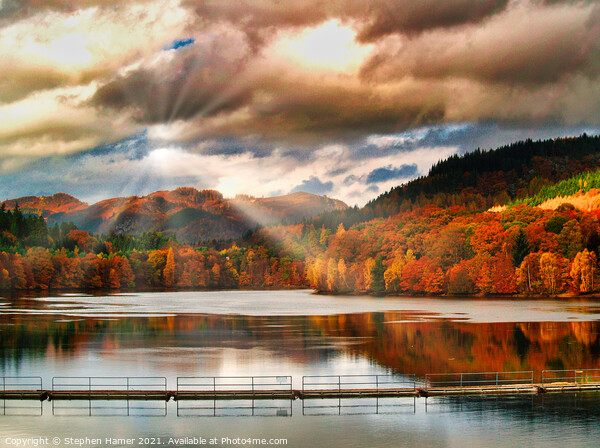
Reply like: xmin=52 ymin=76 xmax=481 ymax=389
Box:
xmin=1 ymin=371 xmax=600 ymax=402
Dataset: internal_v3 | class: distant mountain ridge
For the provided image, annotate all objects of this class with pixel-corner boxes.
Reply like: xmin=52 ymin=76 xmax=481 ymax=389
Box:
xmin=3 ymin=188 xmax=348 ymax=242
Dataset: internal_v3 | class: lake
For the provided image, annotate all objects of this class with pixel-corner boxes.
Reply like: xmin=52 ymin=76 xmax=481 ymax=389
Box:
xmin=1 ymin=290 xmax=599 ymax=447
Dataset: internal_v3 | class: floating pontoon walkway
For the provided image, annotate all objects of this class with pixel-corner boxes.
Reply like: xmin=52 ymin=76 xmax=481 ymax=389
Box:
xmin=1 ymin=370 xmax=600 ymax=401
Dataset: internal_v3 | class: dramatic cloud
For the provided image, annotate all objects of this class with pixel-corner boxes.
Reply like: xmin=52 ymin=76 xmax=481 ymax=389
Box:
xmin=91 ymin=25 xmax=253 ymax=126
xmin=353 ymin=0 xmax=510 ymax=41
xmin=366 ymin=164 xmax=419 ymax=184
xmin=291 ymin=177 xmax=334 ymax=195
xmin=2 ymin=0 xmax=600 ymax=204
xmin=360 ymin=2 xmax=600 ymax=85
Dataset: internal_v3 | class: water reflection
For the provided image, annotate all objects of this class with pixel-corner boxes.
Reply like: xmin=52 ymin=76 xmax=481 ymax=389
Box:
xmin=2 ymin=291 xmax=600 ymax=448
xmin=1 ymin=306 xmax=599 ymax=380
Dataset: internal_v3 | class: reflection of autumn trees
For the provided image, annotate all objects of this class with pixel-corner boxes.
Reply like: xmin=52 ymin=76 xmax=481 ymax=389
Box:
xmin=2 ymin=310 xmax=598 ymax=377
xmin=306 ymin=313 xmax=600 ymax=377
xmin=227 ymin=316 xmax=588 ymax=375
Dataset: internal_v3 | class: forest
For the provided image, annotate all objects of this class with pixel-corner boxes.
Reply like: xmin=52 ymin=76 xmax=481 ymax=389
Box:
xmin=0 ymin=203 xmax=306 ymax=291
xmin=3 ymin=134 xmax=600 ymax=296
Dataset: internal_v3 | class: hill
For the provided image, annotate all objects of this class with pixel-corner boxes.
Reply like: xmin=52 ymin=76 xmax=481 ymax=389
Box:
xmin=312 ymin=134 xmax=600 ymax=230
xmin=2 ymin=193 xmax=88 ymax=217
xmin=232 ymin=192 xmax=347 ymax=225
xmin=509 ymin=169 xmax=600 ymax=211
xmin=3 ymin=188 xmax=348 ymax=242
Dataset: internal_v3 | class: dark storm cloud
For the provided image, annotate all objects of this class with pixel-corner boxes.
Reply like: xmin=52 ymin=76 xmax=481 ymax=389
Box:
xmin=4 ymin=0 xmax=509 ymax=39
xmin=184 ymin=0 xmax=509 ymax=43
xmin=91 ymin=33 xmax=253 ymax=125
xmin=83 ymin=0 xmax=600 ymax=149
xmin=3 ymin=0 xmax=600 ymax=176
xmin=291 ymin=176 xmax=334 ymax=195
xmin=365 ymin=164 xmax=418 ymax=184
xmin=361 ymin=2 xmax=600 ymax=86
xmin=353 ymin=0 xmax=509 ymax=41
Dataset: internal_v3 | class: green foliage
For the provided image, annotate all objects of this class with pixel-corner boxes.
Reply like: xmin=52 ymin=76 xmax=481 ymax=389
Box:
xmin=0 ymin=203 xmax=52 ymax=249
xmin=135 ymin=232 xmax=170 ymax=251
xmin=544 ymin=216 xmax=567 ymax=234
xmin=370 ymin=256 xmax=386 ymax=293
xmin=512 ymin=229 xmax=530 ymax=266
xmin=108 ymin=233 xmax=135 ymax=253
xmin=165 ymin=208 xmax=214 ymax=229
xmin=513 ymin=168 xmax=600 ymax=207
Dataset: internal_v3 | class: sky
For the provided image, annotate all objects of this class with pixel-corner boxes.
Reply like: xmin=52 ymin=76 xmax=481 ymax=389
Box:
xmin=1 ymin=0 xmax=600 ymax=206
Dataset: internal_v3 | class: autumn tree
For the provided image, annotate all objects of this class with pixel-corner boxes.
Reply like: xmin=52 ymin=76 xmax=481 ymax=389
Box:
xmin=490 ymin=254 xmax=518 ymax=294
xmin=384 ymin=255 xmax=405 ymax=293
xmin=517 ymin=253 xmax=542 ymax=294
xmin=539 ymin=252 xmax=564 ymax=295
xmin=163 ymin=247 xmax=176 ymax=287
xmin=26 ymin=248 xmax=54 ymax=289
xmin=337 ymin=259 xmax=348 ymax=291
xmin=470 ymin=221 xmax=508 ymax=256
xmin=326 ymin=258 xmax=338 ymax=292
xmin=363 ymin=258 xmax=376 ymax=292
xmin=570 ymin=249 xmax=597 ymax=293
xmin=108 ymin=255 xmax=135 ymax=288
xmin=67 ymin=230 xmax=94 ymax=253
xmin=447 ymin=260 xmax=475 ymax=295
xmin=81 ymin=253 xmax=103 ymax=289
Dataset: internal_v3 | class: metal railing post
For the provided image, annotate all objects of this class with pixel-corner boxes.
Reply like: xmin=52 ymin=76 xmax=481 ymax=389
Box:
xmin=376 ymin=375 xmax=379 ymax=392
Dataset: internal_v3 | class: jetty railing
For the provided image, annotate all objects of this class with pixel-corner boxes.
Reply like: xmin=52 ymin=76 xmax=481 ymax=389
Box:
xmin=424 ymin=371 xmax=534 ymax=389
xmin=302 ymin=374 xmax=416 ymax=392
xmin=542 ymin=369 xmax=600 ymax=384
xmin=176 ymin=376 xmax=293 ymax=393
xmin=1 ymin=377 xmax=42 ymax=391
xmin=51 ymin=377 xmax=167 ymax=391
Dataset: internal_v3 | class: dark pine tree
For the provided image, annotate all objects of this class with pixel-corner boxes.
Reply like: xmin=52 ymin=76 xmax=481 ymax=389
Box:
xmin=371 ymin=256 xmax=386 ymax=293
xmin=512 ymin=228 xmax=531 ymax=266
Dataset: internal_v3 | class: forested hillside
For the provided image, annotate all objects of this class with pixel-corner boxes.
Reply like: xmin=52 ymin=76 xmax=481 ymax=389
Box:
xmin=295 ymin=134 xmax=600 ymax=296
xmin=4 ymin=189 xmax=347 ymax=243
xmin=313 ymin=134 xmax=600 ymax=230
xmin=3 ymin=134 xmax=600 ymax=296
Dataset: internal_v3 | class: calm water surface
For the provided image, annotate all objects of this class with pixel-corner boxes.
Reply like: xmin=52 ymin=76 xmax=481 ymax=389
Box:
xmin=1 ymin=290 xmax=599 ymax=447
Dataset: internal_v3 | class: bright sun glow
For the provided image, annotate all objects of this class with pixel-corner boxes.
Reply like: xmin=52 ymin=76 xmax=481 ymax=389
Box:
xmin=270 ymin=20 xmax=372 ymax=72
xmin=47 ymin=33 xmax=93 ymax=69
